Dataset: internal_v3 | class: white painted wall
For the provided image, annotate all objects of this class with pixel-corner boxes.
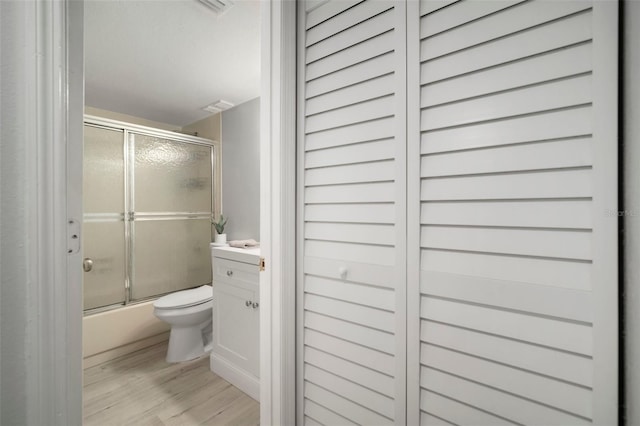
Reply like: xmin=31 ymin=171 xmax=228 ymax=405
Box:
xmin=624 ymin=1 xmax=640 ymax=423
xmin=221 ymin=97 xmax=261 ymax=241
xmin=182 ymin=113 xmax=222 ymax=141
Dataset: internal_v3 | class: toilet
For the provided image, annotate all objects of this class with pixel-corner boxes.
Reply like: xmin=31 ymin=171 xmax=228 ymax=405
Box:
xmin=153 ymin=285 xmax=214 ymax=363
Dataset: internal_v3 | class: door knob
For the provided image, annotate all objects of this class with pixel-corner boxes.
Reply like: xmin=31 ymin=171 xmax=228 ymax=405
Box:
xmin=83 ymin=258 xmax=94 ymax=272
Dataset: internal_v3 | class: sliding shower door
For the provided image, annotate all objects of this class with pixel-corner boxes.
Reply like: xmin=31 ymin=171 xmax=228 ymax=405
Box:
xmin=130 ymin=133 xmax=214 ymax=301
xmin=83 ymin=124 xmax=127 ymax=310
xmin=83 ymin=119 xmax=217 ymax=312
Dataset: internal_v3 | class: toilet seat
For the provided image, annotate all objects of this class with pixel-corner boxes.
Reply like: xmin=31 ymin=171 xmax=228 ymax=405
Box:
xmin=154 ymin=285 xmax=213 ymax=310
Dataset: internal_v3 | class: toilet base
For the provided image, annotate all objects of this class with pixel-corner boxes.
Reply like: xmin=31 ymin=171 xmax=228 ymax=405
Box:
xmin=165 ymin=320 xmax=212 ymax=363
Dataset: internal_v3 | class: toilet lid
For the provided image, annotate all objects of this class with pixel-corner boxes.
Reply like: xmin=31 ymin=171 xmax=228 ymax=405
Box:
xmin=153 ymin=285 xmax=213 ymax=309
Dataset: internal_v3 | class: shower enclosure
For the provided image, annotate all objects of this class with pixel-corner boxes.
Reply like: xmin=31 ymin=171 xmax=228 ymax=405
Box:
xmin=83 ymin=116 xmax=220 ymax=312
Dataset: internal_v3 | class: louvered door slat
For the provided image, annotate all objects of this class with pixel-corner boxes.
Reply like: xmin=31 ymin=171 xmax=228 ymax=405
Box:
xmin=306 ymin=30 xmax=395 ymax=80
xmin=419 ymin=0 xmax=523 ymax=38
xmin=421 ymin=226 xmax=591 ymax=260
xmin=304 ymin=256 xmax=395 ymax=289
xmin=306 ymin=0 xmax=393 ymax=46
xmin=304 ymin=400 xmax=357 ymax=426
xmin=421 ymin=271 xmax=592 ymax=322
xmin=305 ymin=181 xmax=395 ymax=204
xmin=421 ymin=43 xmax=592 ymax=107
xmin=306 ymin=74 xmax=395 ymax=116
xmin=306 ymin=0 xmax=362 ymax=29
xmin=305 ymin=328 xmax=396 ymax=376
xmin=421 ymin=249 xmax=591 ymax=291
xmin=420 ymin=75 xmax=592 ymax=131
xmin=305 ymin=310 xmax=395 ymax=354
xmin=421 ymin=138 xmax=592 ymax=177
xmin=421 ymin=344 xmax=592 ymax=418
xmin=306 ymin=52 xmax=395 ymax=98
xmin=305 ymin=346 xmax=395 ymax=397
xmin=422 ymin=169 xmax=593 ymax=200
xmin=306 ymin=8 xmax=394 ymax=63
xmin=420 ymin=11 xmax=592 ymax=83
xmin=306 ymin=139 xmax=395 ymax=168
xmin=420 ymin=368 xmax=591 ymax=426
xmin=421 ymin=106 xmax=592 ymax=154
xmin=421 ymin=321 xmax=593 ymax=387
xmin=420 ymin=390 xmax=514 ymax=426
xmin=421 ymin=1 xmax=591 ymax=60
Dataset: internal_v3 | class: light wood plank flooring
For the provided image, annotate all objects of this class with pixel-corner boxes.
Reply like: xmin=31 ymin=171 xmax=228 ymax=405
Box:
xmin=83 ymin=342 xmax=259 ymax=426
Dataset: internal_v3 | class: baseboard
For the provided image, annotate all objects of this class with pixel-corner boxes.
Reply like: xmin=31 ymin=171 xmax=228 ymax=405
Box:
xmin=210 ymin=354 xmax=260 ymax=401
xmin=83 ymin=331 xmax=170 ymax=369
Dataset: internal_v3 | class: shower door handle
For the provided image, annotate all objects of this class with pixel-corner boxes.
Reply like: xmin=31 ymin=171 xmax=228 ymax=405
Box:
xmin=83 ymin=258 xmax=94 ymax=272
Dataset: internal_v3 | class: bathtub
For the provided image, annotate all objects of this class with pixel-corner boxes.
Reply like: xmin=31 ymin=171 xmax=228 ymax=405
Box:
xmin=83 ymin=301 xmax=170 ymax=369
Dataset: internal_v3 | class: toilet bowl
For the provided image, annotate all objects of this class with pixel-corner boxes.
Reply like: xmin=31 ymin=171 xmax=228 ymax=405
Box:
xmin=153 ymin=285 xmax=214 ymax=363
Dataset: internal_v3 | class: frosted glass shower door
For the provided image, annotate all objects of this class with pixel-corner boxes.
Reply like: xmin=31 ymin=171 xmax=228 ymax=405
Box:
xmin=130 ymin=134 xmax=214 ymax=300
xmin=83 ymin=125 xmax=127 ymax=310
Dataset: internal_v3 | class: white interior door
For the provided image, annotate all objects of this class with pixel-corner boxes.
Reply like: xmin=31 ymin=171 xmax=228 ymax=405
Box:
xmin=408 ymin=1 xmax=618 ymax=424
xmin=297 ymin=0 xmax=618 ymax=424
xmin=297 ymin=1 xmax=407 ymax=424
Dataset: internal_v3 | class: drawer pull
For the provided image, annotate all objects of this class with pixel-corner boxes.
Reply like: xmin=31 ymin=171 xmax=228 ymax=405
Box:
xmin=226 ymin=270 xmax=233 ymax=277
xmin=252 ymin=302 xmax=259 ymax=309
xmin=245 ymin=300 xmax=252 ymax=307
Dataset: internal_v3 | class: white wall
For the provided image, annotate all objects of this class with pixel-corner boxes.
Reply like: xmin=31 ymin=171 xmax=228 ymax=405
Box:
xmin=182 ymin=113 xmax=221 ymax=141
xmin=624 ymin=1 xmax=640 ymax=423
xmin=221 ymin=97 xmax=261 ymax=241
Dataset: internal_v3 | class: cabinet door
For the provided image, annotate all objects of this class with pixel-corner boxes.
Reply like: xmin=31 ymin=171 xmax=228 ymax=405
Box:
xmin=213 ymin=281 xmax=259 ymax=377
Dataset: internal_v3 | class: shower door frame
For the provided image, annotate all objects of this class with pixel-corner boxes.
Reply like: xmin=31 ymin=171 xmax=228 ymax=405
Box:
xmin=83 ymin=115 xmax=222 ymax=313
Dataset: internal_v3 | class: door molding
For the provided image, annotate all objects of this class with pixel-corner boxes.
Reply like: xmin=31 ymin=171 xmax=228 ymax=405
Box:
xmin=591 ymin=2 xmax=620 ymax=422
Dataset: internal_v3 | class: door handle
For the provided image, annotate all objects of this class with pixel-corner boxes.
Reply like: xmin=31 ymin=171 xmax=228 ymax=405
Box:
xmin=83 ymin=258 xmax=94 ymax=272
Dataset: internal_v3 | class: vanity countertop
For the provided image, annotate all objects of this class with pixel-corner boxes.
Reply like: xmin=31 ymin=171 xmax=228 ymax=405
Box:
xmin=210 ymin=244 xmax=261 ymax=265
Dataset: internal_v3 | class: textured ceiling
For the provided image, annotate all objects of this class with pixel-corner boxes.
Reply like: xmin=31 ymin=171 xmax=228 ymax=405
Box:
xmin=84 ymin=0 xmax=261 ymax=127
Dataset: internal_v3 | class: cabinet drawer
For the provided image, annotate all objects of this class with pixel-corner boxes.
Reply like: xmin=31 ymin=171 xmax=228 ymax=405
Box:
xmin=213 ymin=257 xmax=259 ymax=288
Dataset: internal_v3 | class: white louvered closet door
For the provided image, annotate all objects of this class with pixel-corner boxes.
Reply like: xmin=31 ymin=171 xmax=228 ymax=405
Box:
xmin=409 ymin=0 xmax=618 ymax=425
xmin=297 ymin=1 xmax=407 ymax=425
xmin=298 ymin=0 xmax=618 ymax=425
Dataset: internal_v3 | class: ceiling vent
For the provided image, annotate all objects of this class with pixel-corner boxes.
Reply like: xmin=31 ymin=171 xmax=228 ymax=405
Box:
xmin=202 ymin=100 xmax=235 ymax=114
xmin=196 ymin=0 xmax=235 ymax=15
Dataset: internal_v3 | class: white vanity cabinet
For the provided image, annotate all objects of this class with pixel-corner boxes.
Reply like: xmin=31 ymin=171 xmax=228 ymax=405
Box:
xmin=210 ymin=246 xmax=261 ymax=401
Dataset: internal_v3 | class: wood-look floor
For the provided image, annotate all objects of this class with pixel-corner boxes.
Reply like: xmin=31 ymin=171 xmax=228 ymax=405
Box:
xmin=83 ymin=342 xmax=260 ymax=426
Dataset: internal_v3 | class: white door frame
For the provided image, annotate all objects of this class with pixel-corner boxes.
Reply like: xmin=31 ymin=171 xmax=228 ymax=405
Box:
xmin=9 ymin=0 xmax=640 ymax=424
xmin=1 ymin=0 xmax=297 ymax=423
xmin=0 ymin=0 xmax=83 ymax=424
xmin=259 ymin=1 xmax=297 ymax=425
